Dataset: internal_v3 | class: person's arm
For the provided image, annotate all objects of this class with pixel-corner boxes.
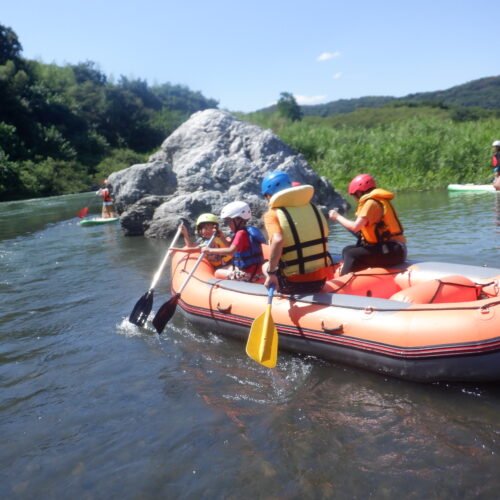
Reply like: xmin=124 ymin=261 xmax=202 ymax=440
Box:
xmin=263 ymin=232 xmax=283 ymax=289
xmin=216 ymin=228 xmax=230 ymax=246
xmin=329 ymin=210 xmax=368 ymax=233
xmin=180 ymin=224 xmax=196 ymax=247
xmin=201 ymin=243 xmax=236 ymax=256
xmin=267 ymin=232 xmax=283 ymax=272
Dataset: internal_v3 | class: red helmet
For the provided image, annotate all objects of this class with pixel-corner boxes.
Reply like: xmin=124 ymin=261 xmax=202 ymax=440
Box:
xmin=348 ymin=174 xmax=376 ymax=195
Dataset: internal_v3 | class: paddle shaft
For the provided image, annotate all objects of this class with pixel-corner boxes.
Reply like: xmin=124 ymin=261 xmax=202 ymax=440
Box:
xmin=78 ymin=191 xmax=101 ymax=217
xmin=259 ymin=285 xmax=275 ymax=361
xmin=149 ymin=225 xmax=183 ymax=291
xmin=151 ymin=233 xmax=217 ymax=333
xmin=177 ymin=233 xmax=217 ymax=295
xmin=128 ymin=224 xmax=183 ymax=326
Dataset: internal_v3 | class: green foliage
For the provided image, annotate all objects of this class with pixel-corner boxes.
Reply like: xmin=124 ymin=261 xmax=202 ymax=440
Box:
xmin=245 ymin=110 xmax=499 ymax=191
xmin=92 ymin=149 xmax=147 ymax=183
xmin=17 ymin=158 xmax=89 ymax=197
xmin=277 ymin=92 xmax=303 ymax=121
xmin=0 ymin=156 xmax=91 ymax=200
xmin=295 ymin=76 xmax=500 ymax=118
xmin=0 ymin=24 xmax=22 ymax=64
xmin=0 ymin=24 xmax=219 ymax=200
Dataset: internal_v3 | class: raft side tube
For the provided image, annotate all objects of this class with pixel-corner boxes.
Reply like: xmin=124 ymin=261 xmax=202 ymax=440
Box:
xmin=207 ymin=278 xmax=412 ymax=311
xmin=395 ymin=261 xmax=500 ymax=288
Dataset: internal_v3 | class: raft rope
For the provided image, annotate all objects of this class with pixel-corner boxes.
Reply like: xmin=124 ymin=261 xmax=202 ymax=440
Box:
xmin=427 ymin=278 xmax=481 ymax=304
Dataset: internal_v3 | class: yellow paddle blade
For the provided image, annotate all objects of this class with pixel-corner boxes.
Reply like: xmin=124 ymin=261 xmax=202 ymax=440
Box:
xmin=246 ymin=304 xmax=278 ymax=368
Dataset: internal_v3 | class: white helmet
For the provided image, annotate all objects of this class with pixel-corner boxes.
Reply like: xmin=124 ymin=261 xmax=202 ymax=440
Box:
xmin=220 ymin=201 xmax=252 ymax=220
xmin=492 ymin=140 xmax=500 ymax=147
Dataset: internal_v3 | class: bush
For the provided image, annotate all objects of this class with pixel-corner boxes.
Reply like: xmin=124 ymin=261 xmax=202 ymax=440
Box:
xmin=244 ymin=112 xmax=499 ymax=190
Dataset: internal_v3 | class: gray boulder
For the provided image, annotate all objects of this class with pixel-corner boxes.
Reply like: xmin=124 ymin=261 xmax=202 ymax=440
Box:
xmin=109 ymin=109 xmax=347 ymax=237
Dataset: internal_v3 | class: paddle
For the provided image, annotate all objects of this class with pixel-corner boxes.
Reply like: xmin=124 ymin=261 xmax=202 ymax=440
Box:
xmin=77 ymin=193 xmax=98 ymax=218
xmin=128 ymin=225 xmax=183 ymax=327
xmin=246 ymin=284 xmax=278 ymax=368
xmin=152 ymin=233 xmax=217 ymax=334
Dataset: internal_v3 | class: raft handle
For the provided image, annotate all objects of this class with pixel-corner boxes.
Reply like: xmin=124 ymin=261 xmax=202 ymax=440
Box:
xmin=321 ymin=321 xmax=344 ymax=335
xmin=216 ymin=303 xmax=232 ymax=314
xmin=479 ymin=305 xmax=490 ymax=315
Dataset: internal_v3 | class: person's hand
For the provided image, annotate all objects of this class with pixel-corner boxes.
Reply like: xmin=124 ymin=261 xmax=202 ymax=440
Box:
xmin=180 ymin=224 xmax=188 ymax=237
xmin=328 ymin=209 xmax=339 ymax=221
xmin=264 ymin=273 xmax=279 ymax=290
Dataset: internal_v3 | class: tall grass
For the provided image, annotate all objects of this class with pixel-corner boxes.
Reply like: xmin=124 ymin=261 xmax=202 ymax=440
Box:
xmin=242 ymin=112 xmax=500 ymax=191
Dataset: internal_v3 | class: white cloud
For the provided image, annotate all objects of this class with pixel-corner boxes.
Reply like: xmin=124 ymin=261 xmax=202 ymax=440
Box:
xmin=317 ymin=51 xmax=341 ymax=62
xmin=333 ymin=72 xmax=343 ymax=79
xmin=294 ymin=94 xmax=328 ymax=105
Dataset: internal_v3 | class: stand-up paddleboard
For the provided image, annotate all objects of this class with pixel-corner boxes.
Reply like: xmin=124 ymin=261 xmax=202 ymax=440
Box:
xmin=447 ymin=184 xmax=496 ymax=192
xmin=80 ymin=217 xmax=119 ymax=226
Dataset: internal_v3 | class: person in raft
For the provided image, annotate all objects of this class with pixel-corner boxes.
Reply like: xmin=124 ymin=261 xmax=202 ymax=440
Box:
xmin=491 ymin=140 xmax=500 ymax=190
xmin=179 ymin=213 xmax=232 ymax=269
xmin=261 ymin=170 xmax=331 ymax=294
xmin=201 ymin=201 xmax=266 ymax=282
xmin=96 ymin=179 xmax=117 ymax=218
xmin=328 ymin=174 xmax=406 ymax=276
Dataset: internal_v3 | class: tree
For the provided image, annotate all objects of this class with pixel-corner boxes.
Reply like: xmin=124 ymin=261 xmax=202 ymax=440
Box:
xmin=277 ymin=92 xmax=303 ymax=121
xmin=0 ymin=24 xmax=22 ymax=64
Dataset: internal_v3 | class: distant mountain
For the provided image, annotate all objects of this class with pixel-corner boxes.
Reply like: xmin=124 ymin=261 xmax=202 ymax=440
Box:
xmin=255 ymin=76 xmax=500 ymax=117
xmin=301 ymin=96 xmax=396 ymax=117
xmin=402 ymin=76 xmax=500 ymax=109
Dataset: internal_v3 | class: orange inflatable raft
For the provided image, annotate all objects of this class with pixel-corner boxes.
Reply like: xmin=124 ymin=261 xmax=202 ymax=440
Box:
xmin=169 ymin=249 xmax=500 ymax=382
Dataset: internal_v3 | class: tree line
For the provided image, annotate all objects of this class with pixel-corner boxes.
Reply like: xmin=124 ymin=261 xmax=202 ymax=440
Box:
xmin=0 ymin=24 xmax=218 ymax=201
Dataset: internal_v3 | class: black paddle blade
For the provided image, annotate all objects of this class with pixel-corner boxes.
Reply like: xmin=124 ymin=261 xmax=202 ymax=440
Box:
xmin=129 ymin=291 xmax=154 ymax=327
xmin=152 ymin=294 xmax=180 ymax=334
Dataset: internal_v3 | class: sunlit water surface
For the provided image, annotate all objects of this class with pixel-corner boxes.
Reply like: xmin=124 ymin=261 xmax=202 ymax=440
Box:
xmin=0 ymin=191 xmax=499 ymax=499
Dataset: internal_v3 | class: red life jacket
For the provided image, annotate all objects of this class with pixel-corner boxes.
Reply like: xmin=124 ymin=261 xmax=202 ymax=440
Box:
xmin=102 ymin=189 xmax=112 ymax=202
xmin=492 ymin=153 xmax=499 ymax=168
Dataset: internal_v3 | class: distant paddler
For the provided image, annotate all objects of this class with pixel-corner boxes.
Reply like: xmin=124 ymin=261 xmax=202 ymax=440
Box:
xmin=492 ymin=140 xmax=500 ymax=191
xmin=96 ymin=179 xmax=117 ymax=218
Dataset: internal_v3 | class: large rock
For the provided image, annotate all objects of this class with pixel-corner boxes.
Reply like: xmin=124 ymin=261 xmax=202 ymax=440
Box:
xmin=109 ymin=109 xmax=348 ymax=237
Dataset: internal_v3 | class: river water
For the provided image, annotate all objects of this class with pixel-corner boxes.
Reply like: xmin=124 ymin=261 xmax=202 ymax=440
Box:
xmin=0 ymin=190 xmax=499 ymax=499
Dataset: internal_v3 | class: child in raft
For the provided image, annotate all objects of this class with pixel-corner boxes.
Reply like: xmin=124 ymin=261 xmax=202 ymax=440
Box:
xmin=180 ymin=213 xmax=232 ymax=269
xmin=201 ymin=201 xmax=266 ymax=282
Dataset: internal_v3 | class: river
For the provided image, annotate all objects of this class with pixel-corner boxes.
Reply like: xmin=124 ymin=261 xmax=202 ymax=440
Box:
xmin=0 ymin=190 xmax=499 ymax=499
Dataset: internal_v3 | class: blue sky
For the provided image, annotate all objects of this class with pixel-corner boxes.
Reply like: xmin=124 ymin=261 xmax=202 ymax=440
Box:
xmin=2 ymin=0 xmax=497 ymax=112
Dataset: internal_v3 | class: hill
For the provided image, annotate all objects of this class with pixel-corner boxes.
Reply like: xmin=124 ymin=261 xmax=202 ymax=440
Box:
xmin=256 ymin=76 xmax=500 ymax=117
xmin=403 ymin=76 xmax=500 ymax=109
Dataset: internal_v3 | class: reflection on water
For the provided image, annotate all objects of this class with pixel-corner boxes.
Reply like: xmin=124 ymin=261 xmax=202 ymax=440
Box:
xmin=0 ymin=191 xmax=499 ymax=498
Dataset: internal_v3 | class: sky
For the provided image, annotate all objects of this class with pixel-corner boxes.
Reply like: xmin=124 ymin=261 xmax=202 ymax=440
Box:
xmin=2 ymin=0 xmax=498 ymax=112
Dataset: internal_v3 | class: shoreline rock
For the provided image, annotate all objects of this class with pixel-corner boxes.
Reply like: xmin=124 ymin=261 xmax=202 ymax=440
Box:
xmin=109 ymin=109 xmax=348 ymax=238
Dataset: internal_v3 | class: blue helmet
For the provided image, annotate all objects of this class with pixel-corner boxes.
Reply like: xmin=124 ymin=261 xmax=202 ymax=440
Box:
xmin=261 ymin=170 xmax=292 ymax=196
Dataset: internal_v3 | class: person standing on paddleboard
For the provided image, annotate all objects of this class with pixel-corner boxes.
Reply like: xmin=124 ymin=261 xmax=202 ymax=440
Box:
xmin=492 ymin=140 xmax=500 ymax=191
xmin=96 ymin=179 xmax=117 ymax=218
